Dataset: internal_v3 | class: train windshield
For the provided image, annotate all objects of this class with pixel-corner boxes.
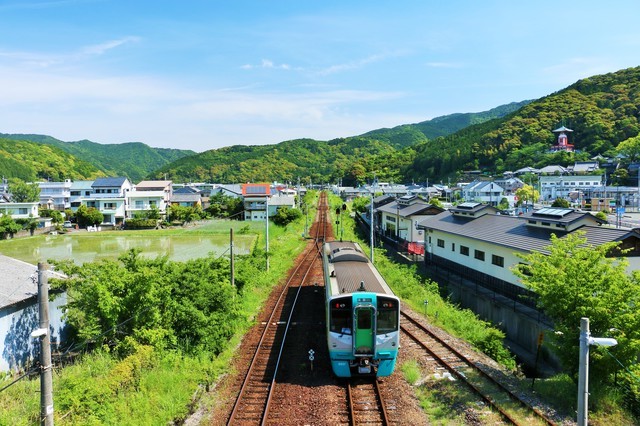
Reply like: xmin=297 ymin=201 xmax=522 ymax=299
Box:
xmin=330 ymin=297 xmax=352 ymax=335
xmin=376 ymin=296 xmax=399 ymax=335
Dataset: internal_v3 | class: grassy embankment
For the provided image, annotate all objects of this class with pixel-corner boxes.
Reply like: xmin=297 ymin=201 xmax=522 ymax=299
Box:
xmin=328 ymin=193 xmax=636 ymax=425
xmin=0 ymin=199 xmax=314 ymax=425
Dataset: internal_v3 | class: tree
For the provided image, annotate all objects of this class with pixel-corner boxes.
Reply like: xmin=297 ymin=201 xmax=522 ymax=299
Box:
xmin=271 ymin=206 xmax=302 ymax=226
xmin=616 ymin=134 xmax=640 ymax=163
xmin=551 ymin=197 xmax=570 ymax=208
xmin=0 ymin=214 xmax=22 ymax=238
xmin=75 ymin=205 xmax=104 ymax=227
xmin=49 ymin=250 xmax=240 ymax=355
xmin=8 ymin=179 xmax=40 ymax=202
xmin=514 ymin=184 xmax=539 ymax=208
xmin=513 ymin=232 xmax=640 ymax=381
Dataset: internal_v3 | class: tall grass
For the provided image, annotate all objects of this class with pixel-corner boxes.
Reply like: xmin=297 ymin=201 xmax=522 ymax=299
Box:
xmin=0 ymin=210 xmax=310 ymax=425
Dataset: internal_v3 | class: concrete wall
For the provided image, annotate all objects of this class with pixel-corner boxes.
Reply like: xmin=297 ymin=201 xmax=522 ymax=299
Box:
xmin=0 ymin=292 xmax=68 ymax=372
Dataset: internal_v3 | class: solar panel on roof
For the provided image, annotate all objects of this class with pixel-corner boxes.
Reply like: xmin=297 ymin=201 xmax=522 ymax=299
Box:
xmin=245 ymin=185 xmax=268 ymax=194
xmin=534 ymin=208 xmax=573 ymax=218
xmin=457 ymin=202 xmax=480 ymax=209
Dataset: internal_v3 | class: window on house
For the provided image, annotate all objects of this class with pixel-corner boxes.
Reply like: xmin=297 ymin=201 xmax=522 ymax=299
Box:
xmin=492 ymin=255 xmax=504 ymax=267
xmin=437 ymin=239 xmax=445 ymax=248
xmin=474 ymin=250 xmax=485 ymax=261
xmin=460 ymin=246 xmax=469 ymax=256
xmin=451 ymin=242 xmax=455 ymax=251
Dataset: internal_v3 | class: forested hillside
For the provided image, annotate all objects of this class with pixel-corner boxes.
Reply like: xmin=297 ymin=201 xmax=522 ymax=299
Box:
xmin=4 ymin=66 xmax=639 ymax=186
xmin=0 ymin=134 xmax=195 ymax=182
xmin=0 ymin=138 xmax=106 ymax=181
xmin=150 ymin=101 xmax=528 ymax=184
xmin=406 ymin=66 xmax=640 ymax=182
xmin=362 ymin=100 xmax=531 ymax=148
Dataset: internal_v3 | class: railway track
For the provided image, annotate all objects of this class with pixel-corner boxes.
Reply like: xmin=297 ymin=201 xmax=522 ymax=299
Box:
xmin=400 ymin=310 xmax=557 ymax=426
xmin=226 ymin=192 xmax=329 ymax=425
xmin=347 ymin=378 xmax=390 ymax=425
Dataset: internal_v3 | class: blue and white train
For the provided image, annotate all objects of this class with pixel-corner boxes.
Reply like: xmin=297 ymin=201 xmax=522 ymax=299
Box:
xmin=322 ymin=241 xmax=400 ymax=377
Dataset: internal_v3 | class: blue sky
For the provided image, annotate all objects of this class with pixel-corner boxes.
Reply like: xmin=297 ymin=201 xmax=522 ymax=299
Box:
xmin=2 ymin=1 xmax=640 ymax=152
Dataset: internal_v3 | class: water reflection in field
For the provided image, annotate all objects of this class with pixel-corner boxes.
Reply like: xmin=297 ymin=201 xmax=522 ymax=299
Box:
xmin=0 ymin=233 xmax=254 ymax=265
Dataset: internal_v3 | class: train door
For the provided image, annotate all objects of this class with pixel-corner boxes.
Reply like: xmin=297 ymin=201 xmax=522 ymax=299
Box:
xmin=353 ymin=306 xmax=375 ymax=355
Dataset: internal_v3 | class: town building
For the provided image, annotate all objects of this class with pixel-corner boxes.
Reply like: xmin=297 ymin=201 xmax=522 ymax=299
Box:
xmin=83 ymin=177 xmax=133 ymax=225
xmin=376 ymin=194 xmax=443 ymax=242
xmin=37 ymin=179 xmax=72 ymax=211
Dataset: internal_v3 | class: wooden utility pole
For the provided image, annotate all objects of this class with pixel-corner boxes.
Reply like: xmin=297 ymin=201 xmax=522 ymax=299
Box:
xmin=37 ymin=262 xmax=54 ymax=425
xmin=230 ymin=228 xmax=235 ymax=287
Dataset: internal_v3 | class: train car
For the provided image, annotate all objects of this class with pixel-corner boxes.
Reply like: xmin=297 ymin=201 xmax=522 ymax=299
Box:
xmin=322 ymin=241 xmax=400 ymax=377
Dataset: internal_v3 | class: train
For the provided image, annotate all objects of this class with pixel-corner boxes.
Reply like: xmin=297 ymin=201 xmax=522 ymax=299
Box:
xmin=322 ymin=241 xmax=400 ymax=377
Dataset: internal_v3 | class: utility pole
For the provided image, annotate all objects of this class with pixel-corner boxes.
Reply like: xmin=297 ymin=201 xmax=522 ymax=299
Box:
xmin=265 ymin=195 xmax=269 ymax=271
xmin=230 ymin=228 xmax=235 ymax=287
xmin=36 ymin=262 xmax=54 ymax=425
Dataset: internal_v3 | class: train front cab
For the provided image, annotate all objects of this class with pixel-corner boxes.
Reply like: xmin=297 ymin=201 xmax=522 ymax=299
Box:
xmin=328 ymin=293 xmax=400 ymax=377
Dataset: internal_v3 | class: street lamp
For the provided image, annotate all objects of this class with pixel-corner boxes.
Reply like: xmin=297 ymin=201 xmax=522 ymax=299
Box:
xmin=577 ymin=317 xmax=618 ymax=426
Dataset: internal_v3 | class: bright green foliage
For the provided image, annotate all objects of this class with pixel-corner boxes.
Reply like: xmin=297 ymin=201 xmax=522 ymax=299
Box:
xmin=205 ymin=193 xmax=243 ymax=219
xmin=498 ymin=197 xmax=510 ymax=210
xmin=407 ymin=67 xmax=640 ymax=182
xmin=351 ymin=195 xmax=372 ymax=214
xmin=8 ymin=179 xmax=40 ymax=202
xmin=0 ymin=214 xmax=22 ymax=237
xmin=271 ymin=206 xmax=302 ymax=226
xmin=513 ymin=232 xmax=640 ymax=381
xmin=50 ymin=249 xmax=240 ymax=355
xmin=40 ymin=208 xmax=64 ymax=223
xmin=616 ymin=134 xmax=640 ymax=162
xmin=0 ymin=137 xmax=105 ymax=181
xmin=551 ymin=197 xmax=570 ymax=208
xmin=514 ymin=184 xmax=539 ymax=207
xmin=0 ymin=134 xmax=194 ymax=182
xmin=75 ymin=205 xmax=104 ymax=227
xmin=167 ymin=204 xmax=207 ymax=223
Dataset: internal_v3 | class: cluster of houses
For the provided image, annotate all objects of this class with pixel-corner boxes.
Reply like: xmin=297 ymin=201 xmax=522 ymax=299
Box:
xmin=0 ymin=178 xmax=298 ymax=226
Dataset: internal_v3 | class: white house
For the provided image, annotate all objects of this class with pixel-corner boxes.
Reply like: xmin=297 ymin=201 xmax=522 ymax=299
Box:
xmin=0 ymin=198 xmax=39 ymax=220
xmin=242 ymin=183 xmax=271 ymax=221
xmin=83 ymin=177 xmax=133 ymax=225
xmin=69 ymin=180 xmax=94 ymax=212
xmin=539 ymin=174 xmax=604 ymax=201
xmin=37 ymin=179 xmax=72 ymax=211
xmin=462 ymin=180 xmax=505 ymax=206
xmin=127 ymin=180 xmax=173 ymax=218
xmin=375 ymin=194 xmax=443 ymax=242
xmin=417 ymin=204 xmax=639 ymax=294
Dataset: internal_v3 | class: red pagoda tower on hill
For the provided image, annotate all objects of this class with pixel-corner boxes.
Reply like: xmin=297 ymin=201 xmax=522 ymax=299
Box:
xmin=551 ymin=126 xmax=574 ymax=152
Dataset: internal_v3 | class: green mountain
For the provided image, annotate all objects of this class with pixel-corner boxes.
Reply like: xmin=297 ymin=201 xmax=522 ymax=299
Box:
xmin=406 ymin=66 xmax=640 ymax=182
xmin=0 ymin=134 xmax=195 ymax=182
xmin=361 ymin=100 xmax=532 ymax=148
xmin=152 ymin=101 xmax=529 ymax=185
xmin=0 ymin=138 xmax=106 ymax=181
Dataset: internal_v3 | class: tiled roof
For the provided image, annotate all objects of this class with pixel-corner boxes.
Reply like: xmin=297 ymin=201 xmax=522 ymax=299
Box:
xmin=417 ymin=211 xmax=638 ymax=255
xmin=377 ymin=201 xmax=442 ymax=218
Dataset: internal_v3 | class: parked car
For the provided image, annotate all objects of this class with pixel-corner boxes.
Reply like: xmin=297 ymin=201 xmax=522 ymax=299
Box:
xmin=63 ymin=221 xmax=73 ymax=228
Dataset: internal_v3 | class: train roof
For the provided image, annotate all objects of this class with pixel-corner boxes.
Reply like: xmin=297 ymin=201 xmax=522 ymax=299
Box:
xmin=323 ymin=241 xmax=396 ymax=297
